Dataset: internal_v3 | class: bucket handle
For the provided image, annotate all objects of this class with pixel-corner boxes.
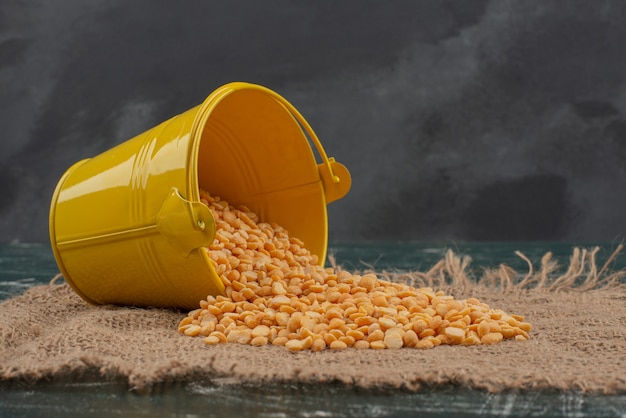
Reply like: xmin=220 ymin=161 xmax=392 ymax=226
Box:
xmin=157 ymin=187 xmax=216 ymax=257
xmin=194 ymin=82 xmax=351 ymax=204
xmin=248 ymin=84 xmax=340 ymax=183
xmin=245 ymin=84 xmax=352 ymax=204
xmin=257 ymin=85 xmax=352 ymax=204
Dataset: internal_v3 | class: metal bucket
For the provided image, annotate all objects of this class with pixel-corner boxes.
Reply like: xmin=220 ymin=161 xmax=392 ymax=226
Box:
xmin=49 ymin=82 xmax=351 ymax=309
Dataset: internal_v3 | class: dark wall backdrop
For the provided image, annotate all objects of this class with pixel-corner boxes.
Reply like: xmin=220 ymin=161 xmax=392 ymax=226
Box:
xmin=1 ymin=0 xmax=626 ymax=244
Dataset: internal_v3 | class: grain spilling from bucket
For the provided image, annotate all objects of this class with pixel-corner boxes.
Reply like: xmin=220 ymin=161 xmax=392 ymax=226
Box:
xmin=178 ymin=190 xmax=531 ymax=351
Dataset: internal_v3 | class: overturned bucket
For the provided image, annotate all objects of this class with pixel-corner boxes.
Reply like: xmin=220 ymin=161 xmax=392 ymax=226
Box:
xmin=49 ymin=82 xmax=351 ymax=309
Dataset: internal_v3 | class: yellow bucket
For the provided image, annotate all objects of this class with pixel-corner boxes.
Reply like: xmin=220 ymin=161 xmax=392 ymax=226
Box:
xmin=49 ymin=82 xmax=351 ymax=309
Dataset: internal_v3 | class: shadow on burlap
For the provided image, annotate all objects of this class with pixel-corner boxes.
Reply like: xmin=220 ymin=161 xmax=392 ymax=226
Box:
xmin=1 ymin=246 xmax=625 ymax=394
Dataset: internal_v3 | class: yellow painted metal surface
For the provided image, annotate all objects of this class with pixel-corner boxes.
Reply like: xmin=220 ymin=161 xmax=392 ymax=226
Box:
xmin=49 ymin=82 xmax=351 ymax=309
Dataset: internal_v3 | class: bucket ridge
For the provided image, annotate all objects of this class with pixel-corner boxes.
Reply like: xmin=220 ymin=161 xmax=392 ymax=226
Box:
xmin=136 ymin=238 xmax=173 ymax=305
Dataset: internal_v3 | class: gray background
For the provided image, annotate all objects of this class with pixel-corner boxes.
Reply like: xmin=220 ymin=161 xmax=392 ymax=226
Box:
xmin=1 ymin=0 xmax=625 ymax=244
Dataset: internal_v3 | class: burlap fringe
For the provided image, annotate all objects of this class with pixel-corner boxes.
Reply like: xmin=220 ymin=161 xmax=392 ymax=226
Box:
xmin=47 ymin=245 xmax=626 ymax=294
xmin=331 ymin=244 xmax=626 ymax=294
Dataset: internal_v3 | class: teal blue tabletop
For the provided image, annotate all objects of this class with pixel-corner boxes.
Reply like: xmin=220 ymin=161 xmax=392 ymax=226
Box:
xmin=1 ymin=241 xmax=625 ymax=418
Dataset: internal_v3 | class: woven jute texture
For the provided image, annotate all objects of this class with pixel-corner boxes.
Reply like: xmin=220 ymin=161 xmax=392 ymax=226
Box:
xmin=1 ymin=247 xmax=625 ymax=394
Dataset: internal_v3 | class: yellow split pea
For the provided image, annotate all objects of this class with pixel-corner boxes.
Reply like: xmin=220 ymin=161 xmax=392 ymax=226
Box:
xmin=178 ymin=191 xmax=531 ymax=351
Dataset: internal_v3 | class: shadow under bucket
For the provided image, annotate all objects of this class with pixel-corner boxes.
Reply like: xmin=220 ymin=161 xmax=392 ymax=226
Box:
xmin=49 ymin=82 xmax=351 ymax=309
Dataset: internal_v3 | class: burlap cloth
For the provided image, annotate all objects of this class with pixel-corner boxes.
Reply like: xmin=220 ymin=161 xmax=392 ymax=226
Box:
xmin=1 ymin=247 xmax=625 ymax=394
